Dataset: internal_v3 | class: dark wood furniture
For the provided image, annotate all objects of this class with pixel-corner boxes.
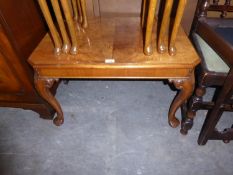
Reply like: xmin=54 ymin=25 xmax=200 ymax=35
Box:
xmin=0 ymin=0 xmax=57 ymax=118
xmin=181 ymin=0 xmax=233 ymax=144
xmin=28 ymin=0 xmax=200 ymax=126
xmin=198 ymin=68 xmax=233 ymax=145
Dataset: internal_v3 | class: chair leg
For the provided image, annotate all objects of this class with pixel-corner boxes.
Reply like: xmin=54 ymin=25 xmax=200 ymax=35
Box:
xmin=144 ymin=0 xmax=158 ymax=55
xmin=51 ymin=0 xmax=71 ymax=54
xmin=77 ymin=0 xmax=83 ymax=23
xmin=158 ymin=0 xmax=174 ymax=54
xmin=72 ymin=0 xmax=79 ymax=21
xmin=141 ymin=0 xmax=147 ymax=28
xmin=61 ymin=0 xmax=78 ymax=55
xmin=180 ymin=86 xmax=206 ymax=135
xmin=80 ymin=0 xmax=88 ymax=28
xmin=198 ymin=69 xmax=233 ymax=145
xmin=169 ymin=0 xmax=187 ymax=56
xmin=38 ymin=0 xmax=62 ymax=55
xmin=198 ymin=109 xmax=223 ymax=145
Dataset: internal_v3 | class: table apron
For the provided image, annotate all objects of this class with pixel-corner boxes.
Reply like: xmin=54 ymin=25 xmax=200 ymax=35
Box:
xmin=35 ymin=67 xmax=193 ymax=79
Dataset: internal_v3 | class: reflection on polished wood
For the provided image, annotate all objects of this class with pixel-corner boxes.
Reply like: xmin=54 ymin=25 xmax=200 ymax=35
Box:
xmin=29 ymin=17 xmax=199 ymax=126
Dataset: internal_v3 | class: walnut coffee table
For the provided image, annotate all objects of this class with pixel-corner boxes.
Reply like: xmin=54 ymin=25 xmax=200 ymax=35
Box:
xmin=29 ymin=17 xmax=200 ymax=128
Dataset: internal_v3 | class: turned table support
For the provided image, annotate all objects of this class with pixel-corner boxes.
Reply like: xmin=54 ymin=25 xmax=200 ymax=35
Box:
xmin=168 ymin=71 xmax=195 ymax=128
xmin=34 ymin=74 xmax=64 ymax=126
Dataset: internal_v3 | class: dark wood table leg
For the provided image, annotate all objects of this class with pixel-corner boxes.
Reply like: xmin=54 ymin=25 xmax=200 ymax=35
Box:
xmin=34 ymin=73 xmax=64 ymax=126
xmin=181 ymin=86 xmax=206 ymax=135
xmin=168 ymin=71 xmax=195 ymax=128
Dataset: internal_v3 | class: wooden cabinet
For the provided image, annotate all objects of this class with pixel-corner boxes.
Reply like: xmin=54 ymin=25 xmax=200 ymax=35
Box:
xmin=0 ymin=0 xmax=57 ymax=118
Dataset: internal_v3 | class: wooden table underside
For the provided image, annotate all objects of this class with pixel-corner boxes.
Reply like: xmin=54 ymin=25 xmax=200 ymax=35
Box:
xmin=29 ymin=17 xmax=200 ymax=127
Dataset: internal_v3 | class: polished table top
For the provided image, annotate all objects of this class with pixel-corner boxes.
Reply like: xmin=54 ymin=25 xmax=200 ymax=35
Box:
xmin=29 ymin=17 xmax=199 ymax=79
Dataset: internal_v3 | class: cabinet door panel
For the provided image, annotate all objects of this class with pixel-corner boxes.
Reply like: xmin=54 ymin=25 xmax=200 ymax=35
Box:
xmin=0 ymin=0 xmax=46 ymax=59
xmin=0 ymin=52 xmax=22 ymax=93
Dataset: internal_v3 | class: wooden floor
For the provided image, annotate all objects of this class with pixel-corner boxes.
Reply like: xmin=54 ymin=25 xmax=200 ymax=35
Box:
xmin=29 ymin=17 xmax=199 ymax=79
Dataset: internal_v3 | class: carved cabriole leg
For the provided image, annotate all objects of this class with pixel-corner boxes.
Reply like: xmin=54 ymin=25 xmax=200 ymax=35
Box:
xmin=34 ymin=74 xmax=64 ymax=126
xmin=180 ymin=86 xmax=206 ymax=135
xmin=158 ymin=0 xmax=174 ymax=54
xmin=169 ymin=0 xmax=187 ymax=56
xmin=168 ymin=71 xmax=195 ymax=128
xmin=38 ymin=0 xmax=62 ymax=55
xmin=51 ymin=0 xmax=71 ymax=54
xmin=144 ymin=0 xmax=158 ymax=56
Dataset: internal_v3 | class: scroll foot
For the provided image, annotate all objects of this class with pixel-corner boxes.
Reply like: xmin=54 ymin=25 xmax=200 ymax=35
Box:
xmin=35 ymin=74 xmax=64 ymax=126
xmin=168 ymin=71 xmax=195 ymax=128
xmin=53 ymin=116 xmax=64 ymax=126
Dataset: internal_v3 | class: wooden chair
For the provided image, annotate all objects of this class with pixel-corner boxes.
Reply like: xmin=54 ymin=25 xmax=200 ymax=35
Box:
xmin=181 ymin=0 xmax=233 ymax=143
xmin=38 ymin=0 xmax=88 ymax=55
xmin=198 ymin=68 xmax=233 ymax=145
xmin=142 ymin=0 xmax=187 ymax=56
